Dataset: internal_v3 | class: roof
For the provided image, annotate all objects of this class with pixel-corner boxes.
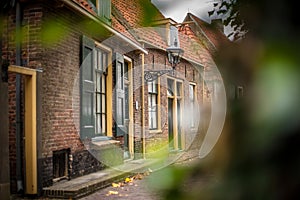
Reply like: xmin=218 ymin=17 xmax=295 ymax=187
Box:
xmin=72 ymin=0 xmax=96 ymax=15
xmin=111 ymin=0 xmax=206 ymax=66
xmin=60 ymin=0 xmax=147 ymax=54
xmin=183 ymin=13 xmax=230 ymax=53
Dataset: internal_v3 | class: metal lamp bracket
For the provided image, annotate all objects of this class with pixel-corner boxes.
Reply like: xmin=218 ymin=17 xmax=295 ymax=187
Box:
xmin=144 ymin=69 xmax=173 ymax=82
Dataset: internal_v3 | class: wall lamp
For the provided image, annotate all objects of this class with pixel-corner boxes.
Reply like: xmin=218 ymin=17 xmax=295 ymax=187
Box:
xmin=144 ymin=38 xmax=184 ymax=82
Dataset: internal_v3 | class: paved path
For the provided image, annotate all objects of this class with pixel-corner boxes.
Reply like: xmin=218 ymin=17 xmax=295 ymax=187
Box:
xmin=80 ymin=149 xmax=202 ymax=200
xmin=80 ymin=174 xmax=162 ymax=200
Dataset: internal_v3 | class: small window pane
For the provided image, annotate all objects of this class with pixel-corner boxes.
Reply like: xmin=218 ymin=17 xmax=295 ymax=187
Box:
xmin=94 ymin=48 xmax=107 ymax=135
xmin=103 ymin=52 xmax=107 ymax=71
xmin=98 ymin=52 xmax=103 ymax=71
xmin=96 ymin=94 xmax=100 ymax=113
xmin=101 ymin=94 xmax=106 ymax=112
xmin=176 ymin=82 xmax=182 ymax=97
xmin=167 ymin=79 xmax=174 ymax=96
xmin=148 ymin=93 xmax=157 ymax=129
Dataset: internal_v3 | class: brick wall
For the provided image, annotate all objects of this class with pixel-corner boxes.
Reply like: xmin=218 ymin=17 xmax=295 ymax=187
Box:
xmin=2 ymin=0 xmax=112 ymax=190
xmin=142 ymin=48 xmax=203 ymax=154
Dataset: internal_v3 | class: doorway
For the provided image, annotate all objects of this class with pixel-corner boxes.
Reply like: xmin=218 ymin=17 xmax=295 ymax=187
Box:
xmin=123 ymin=58 xmax=134 ymax=159
xmin=8 ymin=65 xmax=38 ymax=195
xmin=167 ymin=78 xmax=183 ymax=151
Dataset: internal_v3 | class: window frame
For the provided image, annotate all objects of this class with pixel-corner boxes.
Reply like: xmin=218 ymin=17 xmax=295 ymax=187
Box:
xmin=80 ymin=36 xmax=113 ymax=139
xmin=94 ymin=47 xmax=109 ymax=136
xmin=148 ymin=78 xmax=161 ymax=132
xmin=148 ymin=80 xmax=158 ymax=130
xmin=189 ymin=83 xmax=196 ymax=129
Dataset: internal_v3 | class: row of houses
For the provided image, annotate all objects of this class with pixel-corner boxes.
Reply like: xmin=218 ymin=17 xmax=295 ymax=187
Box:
xmin=0 ymin=0 xmax=230 ymax=197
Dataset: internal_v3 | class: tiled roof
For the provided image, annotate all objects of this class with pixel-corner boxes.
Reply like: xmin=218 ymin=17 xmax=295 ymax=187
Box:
xmin=184 ymin=13 xmax=230 ymax=52
xmin=178 ymin=24 xmax=217 ymax=70
xmin=72 ymin=0 xmax=96 ymax=15
xmin=111 ymin=0 xmax=208 ymax=66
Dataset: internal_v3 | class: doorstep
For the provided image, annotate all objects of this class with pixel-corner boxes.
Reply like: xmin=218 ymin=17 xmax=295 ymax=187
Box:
xmin=43 ymin=158 xmax=160 ymax=199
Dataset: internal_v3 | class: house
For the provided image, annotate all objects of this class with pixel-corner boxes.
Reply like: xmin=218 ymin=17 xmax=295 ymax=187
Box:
xmin=0 ymin=0 xmax=221 ymax=197
xmin=182 ymin=13 xmax=242 ymax=100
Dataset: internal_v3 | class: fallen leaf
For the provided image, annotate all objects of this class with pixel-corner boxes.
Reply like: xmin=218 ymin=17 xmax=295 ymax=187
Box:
xmin=108 ymin=190 xmax=119 ymax=195
xmin=125 ymin=177 xmax=133 ymax=183
xmin=112 ymin=183 xmax=121 ymax=187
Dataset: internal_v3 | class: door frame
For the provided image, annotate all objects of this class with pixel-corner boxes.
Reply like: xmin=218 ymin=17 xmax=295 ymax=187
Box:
xmin=167 ymin=77 xmax=184 ymax=150
xmin=124 ymin=56 xmax=134 ymax=159
xmin=8 ymin=65 xmax=37 ymax=194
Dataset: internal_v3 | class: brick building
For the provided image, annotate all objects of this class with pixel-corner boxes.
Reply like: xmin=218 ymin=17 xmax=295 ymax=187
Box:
xmin=0 ymin=0 xmax=224 ymax=197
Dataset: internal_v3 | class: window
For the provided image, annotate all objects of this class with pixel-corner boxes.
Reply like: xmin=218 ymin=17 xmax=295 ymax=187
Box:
xmin=80 ymin=36 xmax=112 ymax=139
xmin=189 ymin=84 xmax=196 ymax=128
xmin=148 ymin=80 xmax=158 ymax=130
xmin=95 ymin=49 xmax=108 ymax=135
xmin=89 ymin=0 xmax=111 ymax=25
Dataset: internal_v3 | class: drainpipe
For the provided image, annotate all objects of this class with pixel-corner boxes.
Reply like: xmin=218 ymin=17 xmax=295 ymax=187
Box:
xmin=15 ymin=0 xmax=24 ymax=193
xmin=141 ymin=53 xmax=146 ymax=159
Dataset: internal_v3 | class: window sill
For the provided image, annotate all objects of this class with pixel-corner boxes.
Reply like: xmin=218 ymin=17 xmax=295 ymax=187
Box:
xmin=149 ymin=129 xmax=162 ymax=134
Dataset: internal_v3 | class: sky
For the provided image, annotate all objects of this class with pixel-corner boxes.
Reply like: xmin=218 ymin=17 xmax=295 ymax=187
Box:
xmin=151 ymin=0 xmax=233 ymax=38
xmin=151 ymin=0 xmax=218 ymax=23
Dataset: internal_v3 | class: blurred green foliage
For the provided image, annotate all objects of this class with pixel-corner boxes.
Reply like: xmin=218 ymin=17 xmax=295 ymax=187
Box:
xmin=155 ymin=0 xmax=300 ymax=199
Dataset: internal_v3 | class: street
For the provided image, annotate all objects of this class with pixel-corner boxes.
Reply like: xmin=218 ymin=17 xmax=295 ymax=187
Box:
xmin=80 ymin=173 xmax=162 ymax=200
xmin=80 ymin=151 xmax=206 ymax=200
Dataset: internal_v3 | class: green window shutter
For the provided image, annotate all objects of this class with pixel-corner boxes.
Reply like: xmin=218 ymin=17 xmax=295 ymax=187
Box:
xmin=114 ymin=52 xmax=125 ymax=137
xmin=99 ymin=0 xmax=111 ymax=25
xmin=80 ymin=35 xmax=95 ymax=139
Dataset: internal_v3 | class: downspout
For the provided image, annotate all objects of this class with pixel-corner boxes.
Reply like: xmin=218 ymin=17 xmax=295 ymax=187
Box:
xmin=15 ymin=0 xmax=24 ymax=193
xmin=141 ymin=53 xmax=146 ymax=159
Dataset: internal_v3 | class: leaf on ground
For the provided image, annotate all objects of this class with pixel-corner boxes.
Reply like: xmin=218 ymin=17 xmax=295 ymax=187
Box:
xmin=108 ymin=190 xmax=119 ymax=195
xmin=125 ymin=177 xmax=133 ymax=183
xmin=112 ymin=182 xmax=121 ymax=187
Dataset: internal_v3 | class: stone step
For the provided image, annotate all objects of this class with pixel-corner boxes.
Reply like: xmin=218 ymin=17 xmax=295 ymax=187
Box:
xmin=43 ymin=159 xmax=160 ymax=199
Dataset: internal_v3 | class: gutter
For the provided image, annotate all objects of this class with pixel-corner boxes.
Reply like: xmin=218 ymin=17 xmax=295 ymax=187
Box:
xmin=60 ymin=0 xmax=148 ymax=55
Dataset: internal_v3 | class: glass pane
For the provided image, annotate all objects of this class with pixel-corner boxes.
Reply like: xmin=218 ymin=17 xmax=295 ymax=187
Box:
xmin=125 ymin=87 xmax=129 ymax=119
xmin=101 ymin=94 xmax=106 ymax=112
xmin=148 ymin=81 xmax=152 ymax=93
xmin=189 ymin=84 xmax=194 ymax=100
xmin=96 ymin=72 xmax=100 ymax=92
xmin=103 ymin=53 xmax=107 ymax=71
xmin=101 ymin=75 xmax=106 ymax=92
xmin=96 ymin=93 xmax=101 ymax=113
xmin=101 ymin=114 xmax=106 ymax=133
xmin=152 ymin=111 xmax=157 ymax=129
xmin=152 ymin=95 xmax=157 ymax=110
xmin=176 ymin=82 xmax=182 ymax=97
xmin=124 ymin=61 xmax=129 ymax=80
xmin=96 ymin=115 xmax=101 ymax=134
xmin=167 ymin=79 xmax=174 ymax=96
xmin=98 ymin=51 xmax=102 ymax=70
xmin=153 ymin=81 xmax=157 ymax=93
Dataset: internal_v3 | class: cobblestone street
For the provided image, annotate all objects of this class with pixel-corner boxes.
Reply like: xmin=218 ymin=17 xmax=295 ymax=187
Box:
xmin=80 ymin=174 xmax=162 ymax=200
xmin=80 ymin=150 xmax=202 ymax=200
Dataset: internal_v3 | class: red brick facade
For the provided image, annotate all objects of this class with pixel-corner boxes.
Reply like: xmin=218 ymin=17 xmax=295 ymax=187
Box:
xmin=1 ymin=0 xmax=221 ymax=195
